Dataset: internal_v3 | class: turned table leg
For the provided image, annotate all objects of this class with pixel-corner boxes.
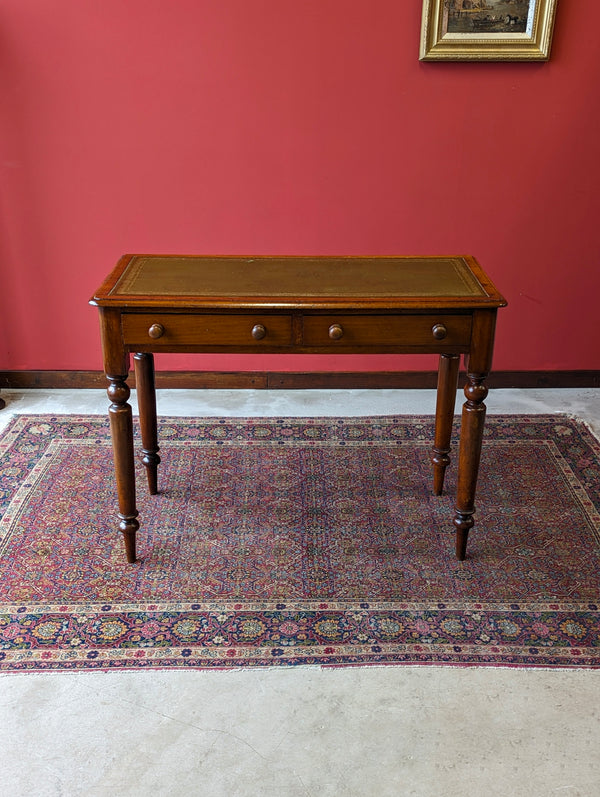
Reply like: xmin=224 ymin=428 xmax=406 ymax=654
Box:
xmin=107 ymin=374 xmax=139 ymax=563
xmin=134 ymin=352 xmax=160 ymax=495
xmin=432 ymin=354 xmax=460 ymax=495
xmin=454 ymin=373 xmax=488 ymax=561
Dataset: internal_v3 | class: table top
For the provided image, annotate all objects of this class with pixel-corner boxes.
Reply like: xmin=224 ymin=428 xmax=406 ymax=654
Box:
xmin=91 ymin=254 xmax=506 ymax=311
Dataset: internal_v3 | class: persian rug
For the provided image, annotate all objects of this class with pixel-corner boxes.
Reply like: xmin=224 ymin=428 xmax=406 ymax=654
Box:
xmin=0 ymin=414 xmax=599 ymax=672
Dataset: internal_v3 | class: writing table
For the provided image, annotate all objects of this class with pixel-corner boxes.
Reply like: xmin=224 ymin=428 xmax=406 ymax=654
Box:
xmin=91 ymin=255 xmax=506 ymax=564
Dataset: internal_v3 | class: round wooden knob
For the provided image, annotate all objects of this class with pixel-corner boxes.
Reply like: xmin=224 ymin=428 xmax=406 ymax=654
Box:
xmin=328 ymin=323 xmax=344 ymax=340
xmin=432 ymin=324 xmax=447 ymax=340
xmin=251 ymin=324 xmax=266 ymax=340
xmin=148 ymin=323 xmax=165 ymax=339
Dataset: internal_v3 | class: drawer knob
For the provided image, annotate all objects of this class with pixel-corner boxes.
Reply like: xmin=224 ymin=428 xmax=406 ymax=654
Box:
xmin=251 ymin=324 xmax=266 ymax=340
xmin=432 ymin=323 xmax=447 ymax=340
xmin=328 ymin=323 xmax=344 ymax=341
xmin=148 ymin=323 xmax=165 ymax=339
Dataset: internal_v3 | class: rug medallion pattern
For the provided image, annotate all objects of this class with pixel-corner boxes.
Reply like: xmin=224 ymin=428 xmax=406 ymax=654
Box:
xmin=0 ymin=414 xmax=599 ymax=670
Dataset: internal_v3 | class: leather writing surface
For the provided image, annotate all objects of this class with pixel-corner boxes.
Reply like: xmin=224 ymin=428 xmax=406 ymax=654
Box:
xmin=111 ymin=256 xmax=488 ymax=299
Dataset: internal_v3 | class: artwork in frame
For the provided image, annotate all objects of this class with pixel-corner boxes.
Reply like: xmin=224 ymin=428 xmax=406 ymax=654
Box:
xmin=420 ymin=0 xmax=558 ymax=61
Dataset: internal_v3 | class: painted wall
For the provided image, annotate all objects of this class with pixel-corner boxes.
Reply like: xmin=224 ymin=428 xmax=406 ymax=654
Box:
xmin=1 ymin=1 xmax=598 ymax=374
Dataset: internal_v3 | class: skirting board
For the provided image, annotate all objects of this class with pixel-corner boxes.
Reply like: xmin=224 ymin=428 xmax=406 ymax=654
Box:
xmin=1 ymin=370 xmax=599 ymax=390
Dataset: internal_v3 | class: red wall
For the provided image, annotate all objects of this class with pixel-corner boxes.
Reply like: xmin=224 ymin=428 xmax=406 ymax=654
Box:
xmin=1 ymin=1 xmax=598 ymax=374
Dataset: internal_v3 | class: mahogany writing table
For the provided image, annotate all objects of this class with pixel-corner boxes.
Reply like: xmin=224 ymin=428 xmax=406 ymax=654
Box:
xmin=90 ymin=255 xmax=506 ymax=564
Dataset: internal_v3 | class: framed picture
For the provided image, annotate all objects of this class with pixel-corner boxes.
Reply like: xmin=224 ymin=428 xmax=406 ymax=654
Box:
xmin=420 ymin=0 xmax=559 ymax=61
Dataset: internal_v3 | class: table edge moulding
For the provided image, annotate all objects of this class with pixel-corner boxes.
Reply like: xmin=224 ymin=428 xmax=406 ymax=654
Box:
xmin=90 ymin=254 xmax=507 ymax=564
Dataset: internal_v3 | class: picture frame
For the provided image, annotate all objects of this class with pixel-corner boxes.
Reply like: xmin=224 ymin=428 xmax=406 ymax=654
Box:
xmin=420 ymin=0 xmax=558 ymax=61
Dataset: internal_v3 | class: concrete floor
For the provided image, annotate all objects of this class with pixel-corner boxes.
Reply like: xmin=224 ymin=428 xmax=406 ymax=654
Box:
xmin=0 ymin=388 xmax=599 ymax=797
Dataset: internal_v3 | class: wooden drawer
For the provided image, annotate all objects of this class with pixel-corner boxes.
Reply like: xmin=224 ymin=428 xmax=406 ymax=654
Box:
xmin=122 ymin=313 xmax=293 ymax=347
xmin=301 ymin=314 xmax=472 ymax=347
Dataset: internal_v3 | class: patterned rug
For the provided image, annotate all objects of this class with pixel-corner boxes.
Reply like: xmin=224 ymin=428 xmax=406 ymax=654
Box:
xmin=0 ymin=414 xmax=599 ymax=671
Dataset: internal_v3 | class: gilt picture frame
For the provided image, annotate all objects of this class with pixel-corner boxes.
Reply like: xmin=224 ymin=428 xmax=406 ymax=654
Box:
xmin=420 ymin=0 xmax=558 ymax=61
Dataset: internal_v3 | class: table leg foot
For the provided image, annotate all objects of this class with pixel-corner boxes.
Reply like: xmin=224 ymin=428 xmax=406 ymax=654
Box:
xmin=453 ymin=511 xmax=474 ymax=561
xmin=119 ymin=515 xmax=139 ymax=564
xmin=108 ymin=374 xmax=139 ymax=563
xmin=454 ymin=373 xmax=488 ymax=560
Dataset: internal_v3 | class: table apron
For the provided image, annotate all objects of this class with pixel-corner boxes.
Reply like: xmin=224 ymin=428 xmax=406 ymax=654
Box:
xmin=121 ymin=311 xmax=473 ymax=354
